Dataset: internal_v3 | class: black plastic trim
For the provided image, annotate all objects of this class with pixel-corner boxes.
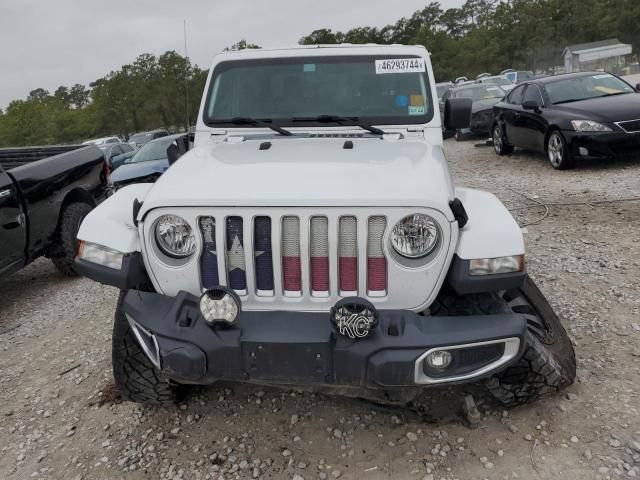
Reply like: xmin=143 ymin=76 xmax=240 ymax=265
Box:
xmin=449 ymin=198 xmax=468 ymax=228
xmin=446 ymin=254 xmax=526 ymax=295
xmin=75 ymin=253 xmax=150 ymax=290
xmin=120 ymin=290 xmax=526 ymax=387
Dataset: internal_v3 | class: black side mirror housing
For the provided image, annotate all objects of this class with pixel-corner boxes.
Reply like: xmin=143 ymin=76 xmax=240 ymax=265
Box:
xmin=167 ymin=134 xmax=191 ymax=166
xmin=636 ymin=83 xmax=640 ymax=93
xmin=522 ymin=100 xmax=541 ymax=112
xmin=444 ymin=98 xmax=472 ymax=130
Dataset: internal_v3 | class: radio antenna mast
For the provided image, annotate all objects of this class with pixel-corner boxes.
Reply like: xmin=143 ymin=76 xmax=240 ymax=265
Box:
xmin=183 ymin=19 xmax=190 ymax=130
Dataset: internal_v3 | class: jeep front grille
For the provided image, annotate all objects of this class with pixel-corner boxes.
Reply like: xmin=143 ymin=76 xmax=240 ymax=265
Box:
xmin=198 ymin=214 xmax=388 ymax=300
xmin=143 ymin=207 xmax=453 ymax=312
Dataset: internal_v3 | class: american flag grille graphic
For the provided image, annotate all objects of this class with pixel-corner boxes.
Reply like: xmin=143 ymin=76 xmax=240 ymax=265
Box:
xmin=254 ymin=216 xmax=274 ymax=295
xmin=226 ymin=216 xmax=247 ymax=295
xmin=198 ymin=217 xmax=219 ymax=289
xmin=197 ymin=214 xmax=388 ymax=299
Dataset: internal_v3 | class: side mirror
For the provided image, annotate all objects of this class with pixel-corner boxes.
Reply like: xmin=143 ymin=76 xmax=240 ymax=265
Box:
xmin=636 ymin=83 xmax=640 ymax=93
xmin=444 ymin=98 xmax=472 ymax=130
xmin=167 ymin=134 xmax=191 ymax=166
xmin=522 ymin=100 xmax=541 ymax=112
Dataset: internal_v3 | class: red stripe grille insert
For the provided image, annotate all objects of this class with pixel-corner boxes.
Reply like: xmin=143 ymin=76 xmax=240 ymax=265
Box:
xmin=338 ymin=216 xmax=358 ymax=293
xmin=282 ymin=216 xmax=302 ymax=295
xmin=310 ymin=216 xmax=329 ymax=295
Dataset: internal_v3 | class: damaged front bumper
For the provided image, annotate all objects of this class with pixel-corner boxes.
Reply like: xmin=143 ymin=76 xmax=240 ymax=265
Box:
xmin=121 ymin=290 xmax=526 ymax=389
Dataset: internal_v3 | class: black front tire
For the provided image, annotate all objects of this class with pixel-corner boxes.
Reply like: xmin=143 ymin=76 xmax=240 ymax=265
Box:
xmin=485 ymin=276 xmax=576 ymax=406
xmin=492 ymin=124 xmax=514 ymax=155
xmin=51 ymin=202 xmax=93 ymax=276
xmin=547 ymin=130 xmax=575 ymax=170
xmin=112 ymin=291 xmax=180 ymax=406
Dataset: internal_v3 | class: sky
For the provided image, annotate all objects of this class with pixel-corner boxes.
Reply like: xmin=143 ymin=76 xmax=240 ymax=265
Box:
xmin=0 ymin=0 xmax=463 ymax=109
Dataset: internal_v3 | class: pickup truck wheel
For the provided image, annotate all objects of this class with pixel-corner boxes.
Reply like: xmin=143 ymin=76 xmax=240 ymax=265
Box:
xmin=51 ymin=202 xmax=93 ymax=276
xmin=112 ymin=291 xmax=180 ymax=406
xmin=485 ymin=275 xmax=576 ymax=406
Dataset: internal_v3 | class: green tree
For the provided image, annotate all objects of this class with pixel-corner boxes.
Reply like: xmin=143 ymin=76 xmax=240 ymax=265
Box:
xmin=225 ymin=40 xmax=261 ymax=51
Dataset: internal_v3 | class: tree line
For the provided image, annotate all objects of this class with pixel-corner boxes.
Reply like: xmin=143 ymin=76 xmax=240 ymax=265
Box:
xmin=299 ymin=0 xmax=639 ymax=82
xmin=1 ymin=0 xmax=638 ymax=147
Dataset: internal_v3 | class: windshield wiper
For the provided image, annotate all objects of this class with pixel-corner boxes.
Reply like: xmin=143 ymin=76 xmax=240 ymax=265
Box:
xmin=554 ymin=92 xmax=631 ymax=105
xmin=599 ymin=91 xmax=631 ymax=98
xmin=209 ymin=117 xmax=293 ymax=136
xmin=291 ymin=115 xmax=387 ymax=136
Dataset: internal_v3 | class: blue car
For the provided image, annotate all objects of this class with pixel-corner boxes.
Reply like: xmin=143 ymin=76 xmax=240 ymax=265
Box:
xmin=110 ymin=134 xmax=185 ymax=189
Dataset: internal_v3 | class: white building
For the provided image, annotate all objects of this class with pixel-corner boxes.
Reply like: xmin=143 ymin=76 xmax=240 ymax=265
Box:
xmin=563 ymin=39 xmax=633 ymax=73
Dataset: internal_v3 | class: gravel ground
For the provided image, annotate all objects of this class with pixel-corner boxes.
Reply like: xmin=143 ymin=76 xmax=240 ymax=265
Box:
xmin=1 ymin=139 xmax=640 ymax=480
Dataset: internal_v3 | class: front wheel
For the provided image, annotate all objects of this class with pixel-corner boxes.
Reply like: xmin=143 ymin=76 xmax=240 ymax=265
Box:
xmin=492 ymin=124 xmax=514 ymax=155
xmin=485 ymin=276 xmax=576 ymax=407
xmin=547 ymin=130 xmax=574 ymax=170
xmin=112 ymin=291 xmax=181 ymax=406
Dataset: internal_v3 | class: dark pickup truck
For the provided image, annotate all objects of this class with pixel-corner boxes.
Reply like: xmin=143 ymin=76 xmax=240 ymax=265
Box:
xmin=0 ymin=145 xmax=108 ymax=277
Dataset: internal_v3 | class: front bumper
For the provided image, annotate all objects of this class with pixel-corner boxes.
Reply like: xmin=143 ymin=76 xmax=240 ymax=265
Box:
xmin=565 ymin=130 xmax=640 ymax=160
xmin=469 ymin=109 xmax=495 ymax=134
xmin=121 ymin=290 xmax=526 ymax=388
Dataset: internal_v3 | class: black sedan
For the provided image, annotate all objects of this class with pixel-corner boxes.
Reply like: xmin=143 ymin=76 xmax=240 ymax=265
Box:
xmin=492 ymin=72 xmax=640 ymax=169
xmin=442 ymin=84 xmax=506 ymax=140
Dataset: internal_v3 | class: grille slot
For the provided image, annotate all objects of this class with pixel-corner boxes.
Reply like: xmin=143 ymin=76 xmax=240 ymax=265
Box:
xmin=254 ymin=216 xmax=274 ymax=296
xmin=282 ymin=216 xmax=302 ymax=296
xmin=198 ymin=214 xmax=389 ymax=300
xmin=310 ymin=216 xmax=329 ymax=296
xmin=338 ymin=216 xmax=358 ymax=295
xmin=367 ymin=216 xmax=387 ymax=296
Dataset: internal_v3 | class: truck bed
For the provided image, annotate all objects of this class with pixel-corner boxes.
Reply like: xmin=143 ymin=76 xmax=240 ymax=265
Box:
xmin=0 ymin=145 xmax=83 ymax=170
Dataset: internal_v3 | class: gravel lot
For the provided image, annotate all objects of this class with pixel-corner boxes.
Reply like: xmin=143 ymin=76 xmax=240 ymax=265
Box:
xmin=1 ymin=139 xmax=639 ymax=480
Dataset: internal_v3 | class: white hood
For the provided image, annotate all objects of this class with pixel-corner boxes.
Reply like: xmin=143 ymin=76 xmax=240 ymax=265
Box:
xmin=139 ymin=136 xmax=455 ymax=219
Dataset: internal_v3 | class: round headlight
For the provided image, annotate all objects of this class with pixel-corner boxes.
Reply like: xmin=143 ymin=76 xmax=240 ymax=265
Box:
xmin=154 ymin=214 xmax=196 ymax=258
xmin=390 ymin=214 xmax=439 ymax=258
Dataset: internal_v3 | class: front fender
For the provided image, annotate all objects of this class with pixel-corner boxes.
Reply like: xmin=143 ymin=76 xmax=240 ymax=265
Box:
xmin=454 ymin=187 xmax=524 ymax=259
xmin=77 ymin=184 xmax=154 ymax=253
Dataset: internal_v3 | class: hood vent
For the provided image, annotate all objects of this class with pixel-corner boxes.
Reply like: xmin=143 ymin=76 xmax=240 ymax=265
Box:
xmin=307 ymin=133 xmax=366 ymax=138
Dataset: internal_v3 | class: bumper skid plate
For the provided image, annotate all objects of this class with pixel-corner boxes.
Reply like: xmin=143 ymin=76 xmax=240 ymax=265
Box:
xmin=122 ymin=290 xmax=526 ymax=388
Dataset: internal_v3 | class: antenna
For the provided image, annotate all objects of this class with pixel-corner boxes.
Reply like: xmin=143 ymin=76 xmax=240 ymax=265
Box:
xmin=183 ymin=19 xmax=190 ymax=130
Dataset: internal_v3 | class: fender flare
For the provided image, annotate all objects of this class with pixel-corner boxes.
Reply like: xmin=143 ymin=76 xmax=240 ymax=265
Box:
xmin=77 ymin=184 xmax=154 ymax=253
xmin=454 ymin=187 xmax=524 ymax=260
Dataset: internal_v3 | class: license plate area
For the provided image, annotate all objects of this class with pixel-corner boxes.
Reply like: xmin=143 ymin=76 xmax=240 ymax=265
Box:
xmin=243 ymin=341 xmax=333 ymax=383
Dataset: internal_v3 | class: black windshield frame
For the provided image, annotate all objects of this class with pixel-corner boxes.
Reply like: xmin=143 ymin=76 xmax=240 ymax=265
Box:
xmin=203 ymin=55 xmax=434 ymax=128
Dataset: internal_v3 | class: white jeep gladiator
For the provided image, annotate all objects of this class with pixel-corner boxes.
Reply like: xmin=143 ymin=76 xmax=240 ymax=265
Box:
xmin=75 ymin=45 xmax=575 ymax=408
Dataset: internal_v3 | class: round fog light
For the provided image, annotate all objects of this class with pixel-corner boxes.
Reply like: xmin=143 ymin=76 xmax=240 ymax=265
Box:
xmin=200 ymin=288 xmax=240 ymax=326
xmin=425 ymin=350 xmax=452 ymax=370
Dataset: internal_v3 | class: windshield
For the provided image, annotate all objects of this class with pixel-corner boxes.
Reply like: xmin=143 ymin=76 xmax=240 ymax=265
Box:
xmin=130 ymin=138 xmax=173 ymax=163
xmin=130 ymin=133 xmax=153 ymax=144
xmin=204 ymin=55 xmax=433 ymax=126
xmin=485 ymin=77 xmax=513 ymax=87
xmin=454 ymin=85 xmax=505 ymax=101
xmin=517 ymin=71 xmax=533 ymax=82
xmin=436 ymin=84 xmax=451 ymax=99
xmin=547 ymin=73 xmax=634 ymax=104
